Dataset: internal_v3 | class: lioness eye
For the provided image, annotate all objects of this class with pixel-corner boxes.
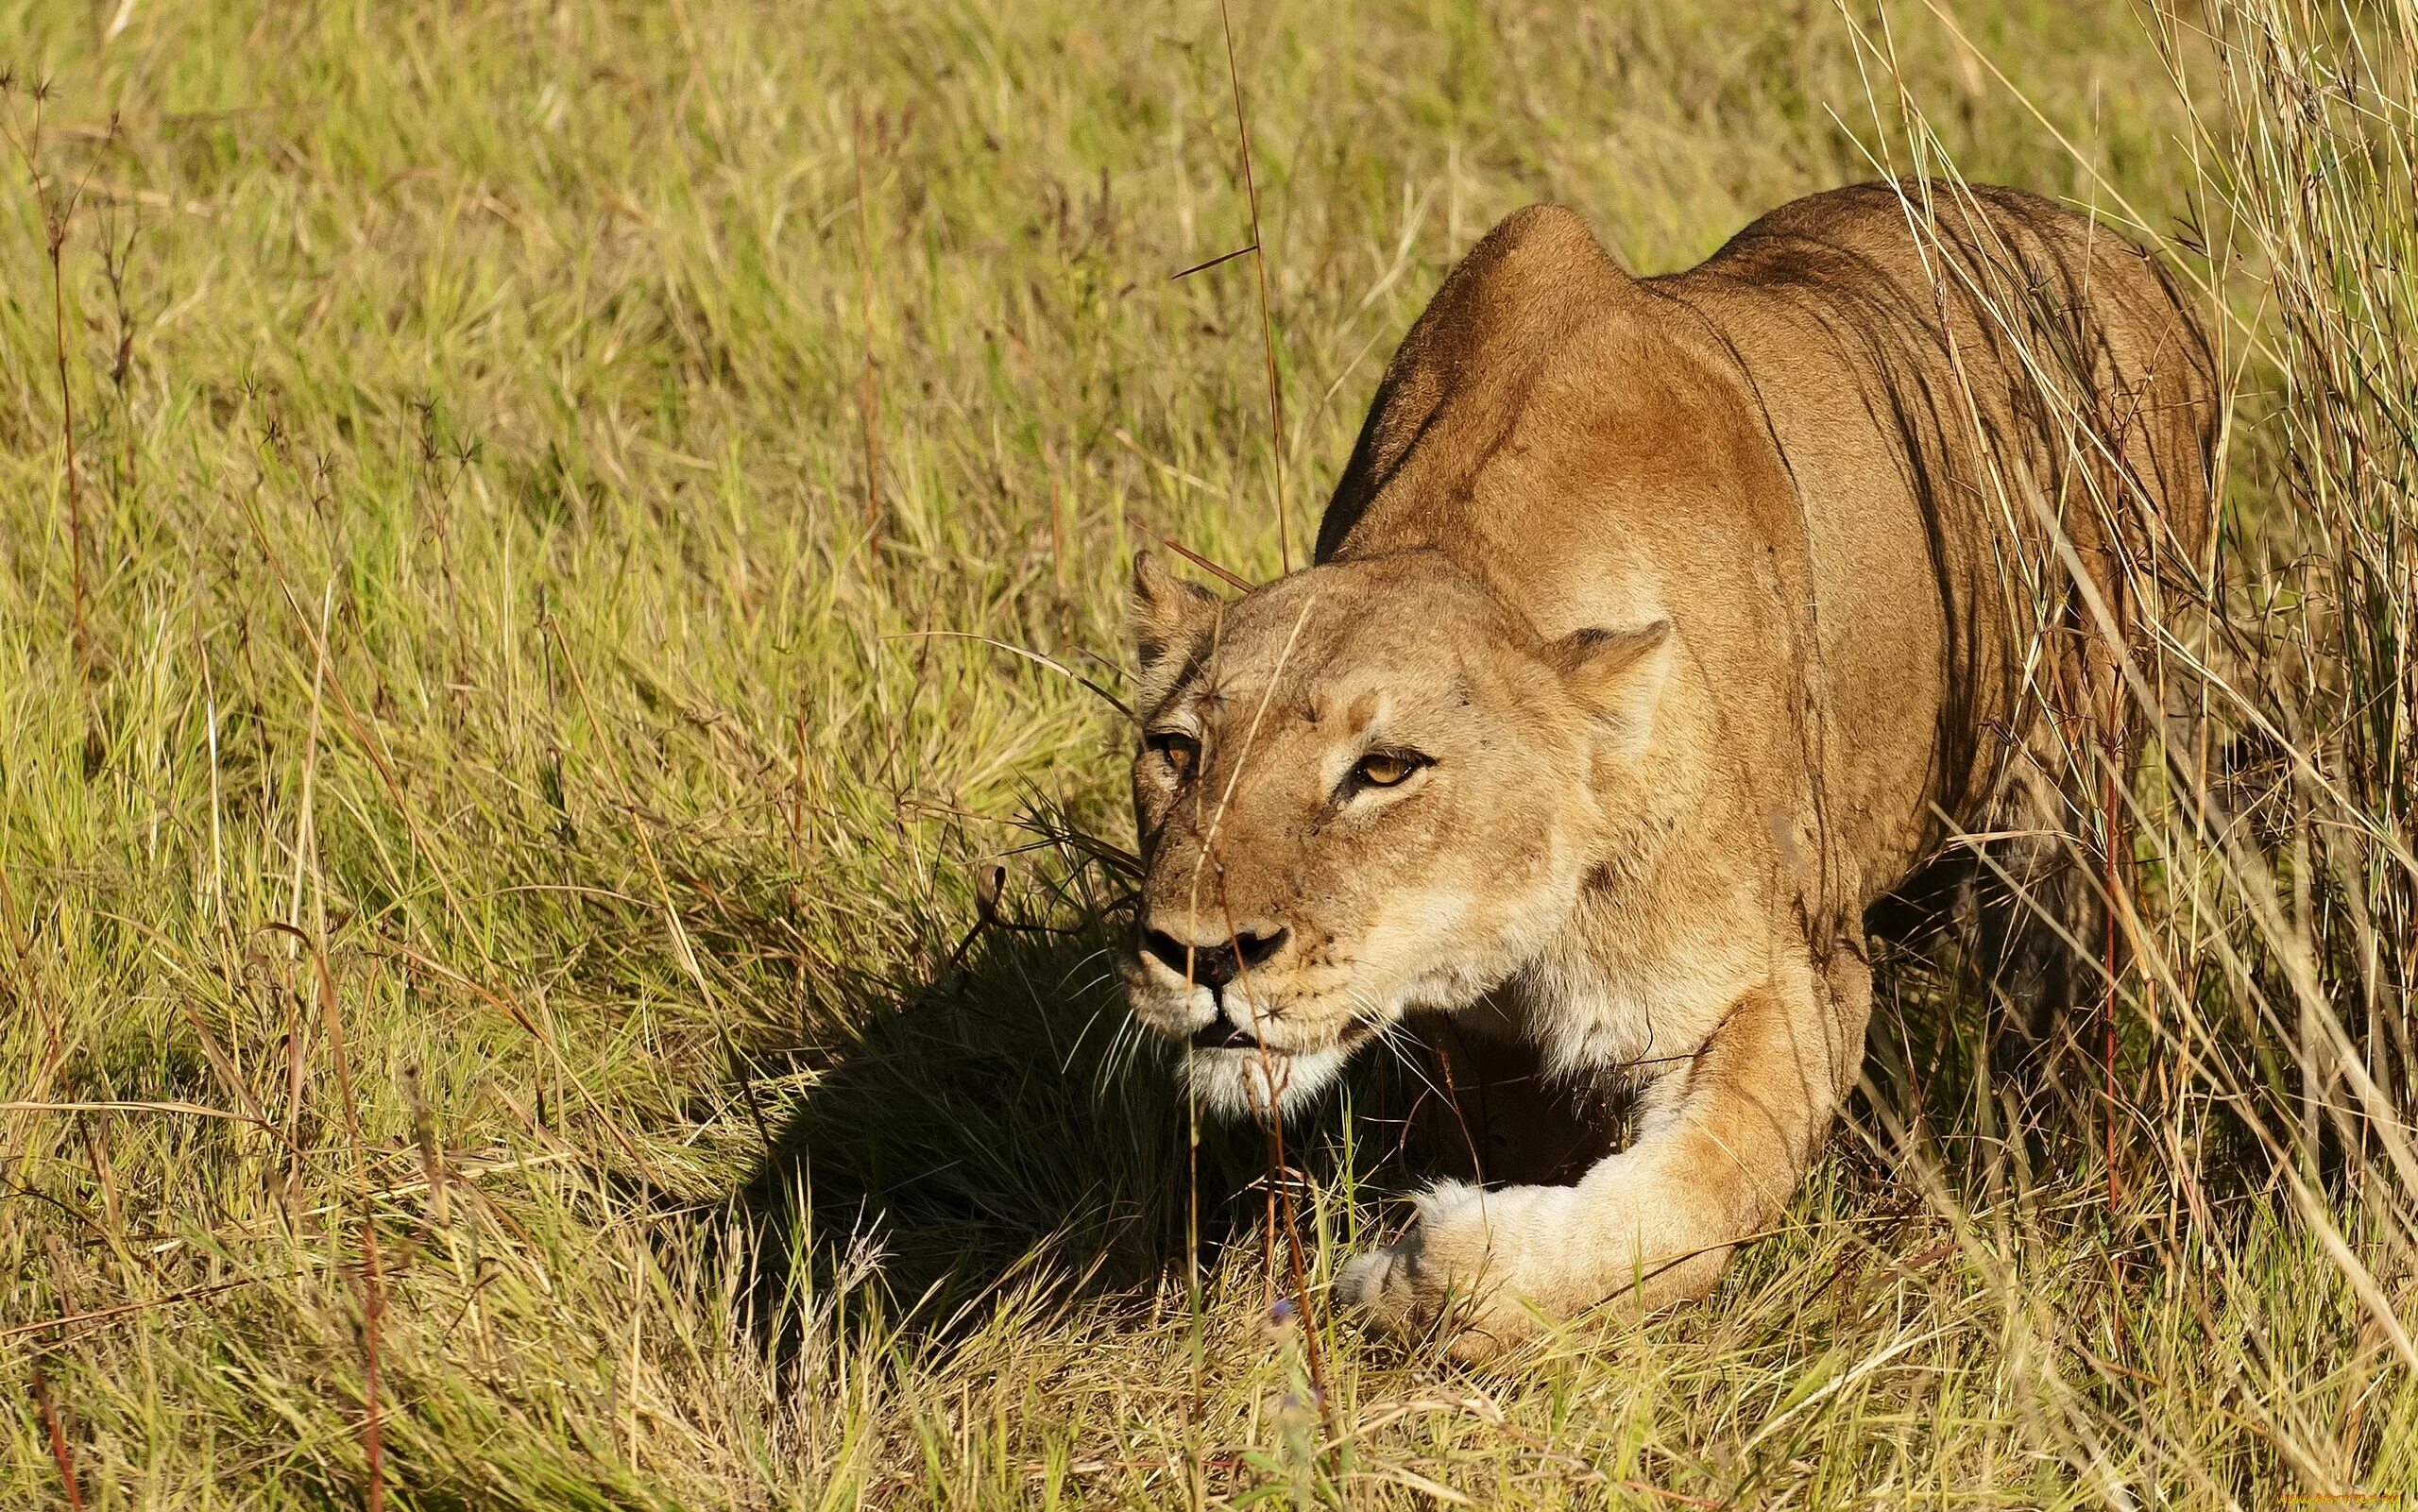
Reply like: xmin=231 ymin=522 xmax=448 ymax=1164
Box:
xmin=1351 ymin=750 xmax=1426 ymax=789
xmin=1148 ymin=730 xmax=1200 ymax=778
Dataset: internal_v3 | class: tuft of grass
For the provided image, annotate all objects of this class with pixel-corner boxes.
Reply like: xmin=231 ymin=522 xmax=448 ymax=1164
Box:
xmin=0 ymin=0 xmax=2409 ymax=1506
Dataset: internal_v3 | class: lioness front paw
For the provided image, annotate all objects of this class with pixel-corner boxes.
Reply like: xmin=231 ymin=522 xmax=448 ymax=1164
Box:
xmin=1334 ymin=1245 xmax=1410 ymax=1318
xmin=1336 ymin=1181 xmax=1541 ymax=1355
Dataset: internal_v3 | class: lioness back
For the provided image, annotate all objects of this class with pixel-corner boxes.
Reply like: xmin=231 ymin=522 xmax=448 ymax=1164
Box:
xmin=1321 ymin=180 xmax=2215 ymax=910
xmin=1660 ymin=182 xmax=2214 ymax=871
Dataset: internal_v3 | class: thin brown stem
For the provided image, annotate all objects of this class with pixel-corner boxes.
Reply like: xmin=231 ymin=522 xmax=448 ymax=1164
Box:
xmin=312 ymin=948 xmax=383 ymax=1512
xmin=1143 ymin=528 xmax=1255 ymax=593
xmin=1264 ymin=1102 xmax=1335 ymax=1451
xmin=2 ymin=85 xmax=93 ymax=685
xmin=1215 ymin=0 xmax=1289 ymax=574
xmin=851 ymin=101 xmax=883 ymax=541
xmin=1183 ymin=1066 xmax=1205 ymax=1512
xmin=30 ymin=1360 xmax=84 ymax=1511
xmin=52 ymin=227 xmax=88 ymax=684
xmin=359 ymin=1219 xmax=386 ymax=1512
xmin=1220 ymin=891 xmax=1335 ymax=1460
xmin=2103 ymin=569 xmax=2129 ymax=1211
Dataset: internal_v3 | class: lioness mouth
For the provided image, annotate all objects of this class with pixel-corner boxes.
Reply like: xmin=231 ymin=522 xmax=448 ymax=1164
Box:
xmin=1190 ymin=1016 xmax=1263 ymax=1051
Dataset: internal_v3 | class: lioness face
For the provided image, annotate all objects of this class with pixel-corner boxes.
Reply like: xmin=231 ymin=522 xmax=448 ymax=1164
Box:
xmin=1118 ymin=552 xmax=1670 ymax=1119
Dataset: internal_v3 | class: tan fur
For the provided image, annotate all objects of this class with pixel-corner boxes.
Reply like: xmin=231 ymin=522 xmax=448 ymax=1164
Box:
xmin=1117 ymin=182 xmax=2215 ymax=1354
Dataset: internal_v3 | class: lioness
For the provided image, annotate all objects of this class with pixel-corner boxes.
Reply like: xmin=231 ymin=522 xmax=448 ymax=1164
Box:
xmin=1117 ymin=182 xmax=2214 ymax=1351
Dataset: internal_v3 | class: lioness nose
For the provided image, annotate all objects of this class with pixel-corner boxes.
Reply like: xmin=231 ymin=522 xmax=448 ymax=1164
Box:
xmin=1140 ymin=924 xmax=1288 ymax=990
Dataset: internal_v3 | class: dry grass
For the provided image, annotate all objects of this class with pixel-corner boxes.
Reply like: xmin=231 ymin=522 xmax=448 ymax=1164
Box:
xmin=0 ymin=0 xmax=2410 ymax=1506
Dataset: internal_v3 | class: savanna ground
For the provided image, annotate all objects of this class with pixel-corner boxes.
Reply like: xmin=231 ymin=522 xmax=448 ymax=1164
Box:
xmin=3 ymin=0 xmax=2414 ymax=1506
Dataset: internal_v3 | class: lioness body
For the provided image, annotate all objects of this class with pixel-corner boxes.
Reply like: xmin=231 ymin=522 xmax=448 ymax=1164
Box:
xmin=1119 ymin=182 xmax=2214 ymax=1351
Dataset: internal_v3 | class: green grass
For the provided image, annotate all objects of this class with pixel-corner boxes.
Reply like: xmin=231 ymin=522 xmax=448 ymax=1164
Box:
xmin=3 ymin=0 xmax=2412 ymax=1505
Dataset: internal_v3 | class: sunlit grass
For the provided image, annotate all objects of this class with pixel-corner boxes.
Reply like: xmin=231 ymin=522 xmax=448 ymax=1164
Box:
xmin=1 ymin=0 xmax=2410 ymax=1505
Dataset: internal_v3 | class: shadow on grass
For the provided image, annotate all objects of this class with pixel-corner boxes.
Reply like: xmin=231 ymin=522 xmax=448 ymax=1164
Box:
xmin=719 ymin=888 xmax=1286 ymax=1350
xmin=709 ymin=860 xmax=1532 ymax=1353
xmin=707 ymin=887 xmax=2003 ymax=1353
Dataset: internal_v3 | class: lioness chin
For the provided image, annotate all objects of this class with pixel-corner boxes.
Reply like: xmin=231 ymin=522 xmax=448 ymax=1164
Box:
xmin=1115 ymin=182 xmax=2214 ymax=1356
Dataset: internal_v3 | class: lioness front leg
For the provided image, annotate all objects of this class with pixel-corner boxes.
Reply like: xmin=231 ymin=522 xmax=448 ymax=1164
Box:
xmin=1339 ymin=962 xmax=1860 ymax=1354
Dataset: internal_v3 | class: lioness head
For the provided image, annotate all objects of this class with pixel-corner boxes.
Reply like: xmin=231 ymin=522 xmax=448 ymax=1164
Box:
xmin=1117 ymin=549 xmax=1672 ymax=1119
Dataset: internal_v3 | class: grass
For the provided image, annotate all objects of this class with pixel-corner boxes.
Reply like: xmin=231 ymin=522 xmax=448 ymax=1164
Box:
xmin=1 ymin=0 xmax=2411 ymax=1505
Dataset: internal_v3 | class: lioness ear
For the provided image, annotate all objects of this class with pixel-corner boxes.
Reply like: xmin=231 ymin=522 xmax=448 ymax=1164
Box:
xmin=1545 ymin=620 xmax=1673 ymax=761
xmin=1130 ymin=551 xmax=1222 ymax=707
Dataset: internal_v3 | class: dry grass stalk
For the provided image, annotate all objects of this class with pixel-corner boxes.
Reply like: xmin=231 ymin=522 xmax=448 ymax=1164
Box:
xmin=1 ymin=0 xmax=2411 ymax=1504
